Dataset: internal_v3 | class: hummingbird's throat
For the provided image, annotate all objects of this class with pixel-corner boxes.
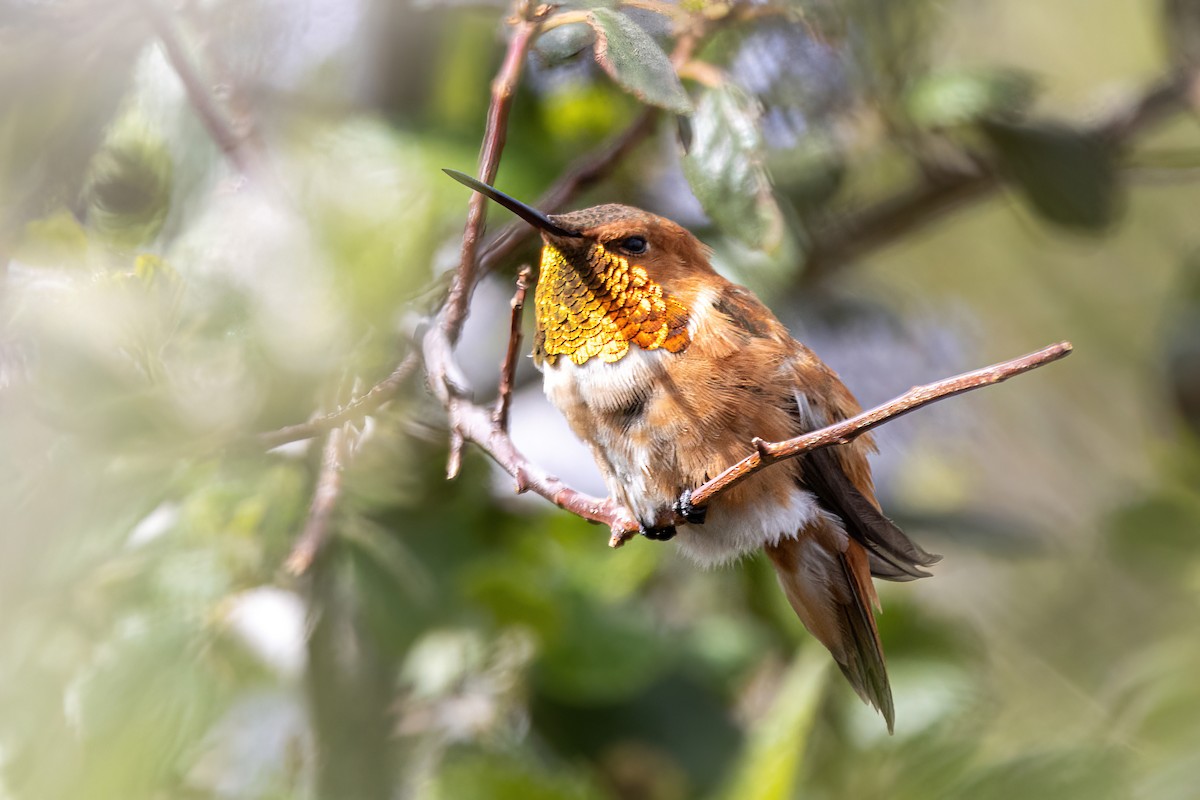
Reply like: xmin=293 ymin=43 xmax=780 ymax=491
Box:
xmin=534 ymin=243 xmax=690 ymax=366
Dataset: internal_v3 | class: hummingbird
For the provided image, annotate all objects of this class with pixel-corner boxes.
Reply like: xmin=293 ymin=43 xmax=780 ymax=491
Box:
xmin=444 ymin=169 xmax=939 ymax=731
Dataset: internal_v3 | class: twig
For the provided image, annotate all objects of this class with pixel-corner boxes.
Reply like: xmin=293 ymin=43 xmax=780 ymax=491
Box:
xmin=442 ymin=3 xmax=548 ymax=344
xmin=439 ymin=1 xmax=548 ymax=478
xmin=286 ymin=423 xmax=349 ymax=575
xmin=494 ymin=266 xmax=532 ymax=432
xmin=423 ymin=323 xmax=637 ymax=525
xmin=477 ymin=108 xmax=659 ymax=278
xmin=694 ymin=343 xmax=1072 ymax=505
xmin=255 ymin=352 xmax=419 ymax=450
xmin=474 ymin=16 xmax=703 ymax=278
xmin=606 ymin=341 xmax=1074 ymax=546
xmin=133 ymin=0 xmax=256 ymax=175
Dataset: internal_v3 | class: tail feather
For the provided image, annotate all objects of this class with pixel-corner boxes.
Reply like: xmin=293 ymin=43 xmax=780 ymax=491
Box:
xmin=765 ymin=522 xmax=895 ymax=732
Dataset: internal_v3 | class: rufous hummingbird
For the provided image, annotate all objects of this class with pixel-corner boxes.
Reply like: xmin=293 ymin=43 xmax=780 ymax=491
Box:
xmin=445 ymin=169 xmax=940 ymax=731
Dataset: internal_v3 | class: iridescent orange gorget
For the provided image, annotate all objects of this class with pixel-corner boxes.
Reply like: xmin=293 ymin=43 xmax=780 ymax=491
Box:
xmin=533 ymin=242 xmax=690 ymax=366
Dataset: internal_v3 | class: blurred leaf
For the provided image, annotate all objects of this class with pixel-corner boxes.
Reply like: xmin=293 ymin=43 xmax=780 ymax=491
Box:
xmin=462 ymin=561 xmax=567 ymax=640
xmin=534 ymin=22 xmax=596 ymax=66
xmin=772 ymin=135 xmax=846 ymax=214
xmin=66 ymin=619 xmax=232 ymax=798
xmin=538 ymin=81 xmax=630 ymax=146
xmin=0 ymin=2 xmax=146 ymax=245
xmin=1106 ymin=493 xmax=1200 ymax=581
xmin=83 ymin=114 xmax=173 ymax=250
xmin=586 ymin=8 xmax=692 ymax=115
xmin=982 ymin=120 xmax=1120 ymax=232
xmin=719 ymin=649 xmax=830 ymax=800
xmin=430 ymin=749 xmax=604 ymax=800
xmin=839 ymin=0 xmax=941 ymax=107
xmin=906 ymin=68 xmax=1038 ymax=128
xmin=683 ymin=84 xmax=785 ymax=251
xmin=536 ymin=601 xmax=672 ymax=704
xmin=14 ymin=208 xmax=90 ymax=267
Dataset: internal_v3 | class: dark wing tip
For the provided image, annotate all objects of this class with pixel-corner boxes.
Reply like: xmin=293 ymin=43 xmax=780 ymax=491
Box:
xmin=802 ymin=448 xmax=941 ymax=581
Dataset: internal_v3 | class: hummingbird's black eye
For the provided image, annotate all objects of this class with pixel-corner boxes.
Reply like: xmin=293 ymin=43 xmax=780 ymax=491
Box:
xmin=617 ymin=236 xmax=648 ymax=255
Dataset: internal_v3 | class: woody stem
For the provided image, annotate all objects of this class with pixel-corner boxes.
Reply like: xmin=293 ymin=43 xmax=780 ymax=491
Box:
xmin=608 ymin=341 xmax=1075 ymax=547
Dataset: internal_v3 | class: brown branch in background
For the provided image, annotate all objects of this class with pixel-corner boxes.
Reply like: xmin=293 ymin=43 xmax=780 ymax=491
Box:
xmin=286 ymin=424 xmax=349 ymax=575
xmin=494 ymin=266 xmax=532 ymax=431
xmin=442 ymin=3 xmax=548 ymax=344
xmin=803 ymin=165 xmax=997 ymax=284
xmin=133 ymin=0 xmax=257 ymax=174
xmin=255 ymin=352 xmax=419 ymax=450
xmin=802 ymin=69 xmax=1200 ymax=284
xmin=607 ymin=341 xmax=1075 ymax=546
xmin=1099 ymin=73 xmax=1195 ymax=145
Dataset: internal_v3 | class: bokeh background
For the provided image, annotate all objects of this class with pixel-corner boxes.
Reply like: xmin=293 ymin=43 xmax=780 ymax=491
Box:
xmin=3 ymin=0 xmax=1200 ymax=798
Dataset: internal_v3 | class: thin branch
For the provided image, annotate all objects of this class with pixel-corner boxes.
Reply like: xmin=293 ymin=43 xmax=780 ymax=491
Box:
xmin=423 ymin=324 xmax=636 ymax=526
xmin=606 ymin=342 xmax=1074 ymax=546
xmin=133 ymin=0 xmax=257 ymax=174
xmin=494 ymin=266 xmax=532 ymax=431
xmin=477 ymin=108 xmax=659 ymax=278
xmin=442 ymin=2 xmax=548 ymax=344
xmin=286 ymin=423 xmax=349 ymax=575
xmin=255 ymin=352 xmax=419 ymax=450
xmin=700 ymin=343 xmax=1072 ymax=504
xmin=475 ymin=15 xmax=700 ymax=277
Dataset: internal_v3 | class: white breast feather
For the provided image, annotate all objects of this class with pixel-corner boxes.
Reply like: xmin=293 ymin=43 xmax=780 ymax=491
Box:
xmin=674 ymin=489 xmax=825 ymax=569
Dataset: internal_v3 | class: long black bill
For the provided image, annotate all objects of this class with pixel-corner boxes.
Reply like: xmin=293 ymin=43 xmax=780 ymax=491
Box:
xmin=442 ymin=169 xmax=581 ymax=238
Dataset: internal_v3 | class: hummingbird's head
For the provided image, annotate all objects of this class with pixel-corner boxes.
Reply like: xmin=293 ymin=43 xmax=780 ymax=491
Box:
xmin=444 ymin=169 xmax=708 ymax=366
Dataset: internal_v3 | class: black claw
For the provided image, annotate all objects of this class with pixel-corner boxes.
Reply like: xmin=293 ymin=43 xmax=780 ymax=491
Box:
xmin=640 ymin=524 xmax=677 ymax=541
xmin=674 ymin=490 xmax=707 ymax=525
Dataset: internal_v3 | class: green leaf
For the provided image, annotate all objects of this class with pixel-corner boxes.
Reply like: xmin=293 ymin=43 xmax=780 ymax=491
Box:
xmin=982 ymin=119 xmax=1119 ymax=232
xmin=718 ymin=648 xmax=831 ymax=800
xmin=586 ymin=8 xmax=692 ymax=115
xmin=682 ymin=85 xmax=785 ymax=250
xmin=534 ymin=22 xmax=596 ymax=66
xmin=906 ymin=68 xmax=1038 ymax=128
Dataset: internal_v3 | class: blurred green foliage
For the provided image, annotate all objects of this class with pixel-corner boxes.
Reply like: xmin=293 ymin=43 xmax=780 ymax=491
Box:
xmin=2 ymin=1 xmax=1200 ymax=799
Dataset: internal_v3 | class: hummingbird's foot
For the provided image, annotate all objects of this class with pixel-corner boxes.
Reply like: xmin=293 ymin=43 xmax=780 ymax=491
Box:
xmin=640 ymin=524 xmax=677 ymax=541
xmin=674 ymin=490 xmax=708 ymax=525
